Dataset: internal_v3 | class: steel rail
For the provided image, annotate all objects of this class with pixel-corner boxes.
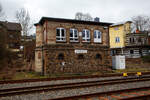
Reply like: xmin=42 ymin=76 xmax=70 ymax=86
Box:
xmin=120 ymin=94 xmax=150 ymax=100
xmin=1 ymin=72 xmax=150 ymax=84
xmin=1 ymin=76 xmax=150 ymax=97
xmin=51 ymin=86 xmax=150 ymax=100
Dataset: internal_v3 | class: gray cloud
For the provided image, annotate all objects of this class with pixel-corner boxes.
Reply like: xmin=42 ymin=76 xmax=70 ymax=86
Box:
xmin=1 ymin=0 xmax=150 ymax=24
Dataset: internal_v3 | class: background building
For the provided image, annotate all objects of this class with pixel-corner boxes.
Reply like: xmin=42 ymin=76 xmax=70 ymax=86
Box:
xmin=0 ymin=21 xmax=21 ymax=52
xmin=109 ymin=21 xmax=150 ymax=58
xmin=109 ymin=21 xmax=131 ymax=51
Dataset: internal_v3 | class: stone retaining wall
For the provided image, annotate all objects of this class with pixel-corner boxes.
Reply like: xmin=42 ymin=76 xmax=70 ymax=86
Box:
xmin=43 ymin=44 xmax=111 ymax=74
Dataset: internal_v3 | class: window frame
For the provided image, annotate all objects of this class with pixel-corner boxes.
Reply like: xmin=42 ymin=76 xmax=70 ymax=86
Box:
xmin=43 ymin=28 xmax=47 ymax=43
xmin=130 ymin=50 xmax=134 ymax=54
xmin=70 ymin=28 xmax=79 ymax=42
xmin=9 ymin=34 xmax=14 ymax=38
xmin=115 ymin=37 xmax=120 ymax=43
xmin=95 ymin=54 xmax=102 ymax=59
xmin=56 ymin=28 xmax=66 ymax=42
xmin=94 ymin=30 xmax=102 ymax=43
xmin=114 ymin=27 xmax=119 ymax=30
xmin=82 ymin=29 xmax=90 ymax=42
xmin=58 ymin=53 xmax=64 ymax=60
xmin=78 ymin=54 xmax=84 ymax=59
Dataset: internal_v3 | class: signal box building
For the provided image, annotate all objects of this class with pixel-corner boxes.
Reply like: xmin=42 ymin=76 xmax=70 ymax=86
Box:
xmin=35 ymin=17 xmax=112 ymax=74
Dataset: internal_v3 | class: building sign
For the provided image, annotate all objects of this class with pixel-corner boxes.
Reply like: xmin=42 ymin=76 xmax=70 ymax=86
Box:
xmin=75 ymin=50 xmax=87 ymax=54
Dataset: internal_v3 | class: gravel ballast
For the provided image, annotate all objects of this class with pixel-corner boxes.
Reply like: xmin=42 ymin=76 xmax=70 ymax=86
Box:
xmin=0 ymin=76 xmax=124 ymax=90
xmin=1 ymin=80 xmax=150 ymax=100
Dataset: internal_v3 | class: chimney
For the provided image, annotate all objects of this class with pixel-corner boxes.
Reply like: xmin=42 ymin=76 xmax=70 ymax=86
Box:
xmin=94 ymin=17 xmax=100 ymax=22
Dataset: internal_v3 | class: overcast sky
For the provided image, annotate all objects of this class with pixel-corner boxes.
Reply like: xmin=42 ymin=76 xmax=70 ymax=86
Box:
xmin=1 ymin=0 xmax=150 ymax=33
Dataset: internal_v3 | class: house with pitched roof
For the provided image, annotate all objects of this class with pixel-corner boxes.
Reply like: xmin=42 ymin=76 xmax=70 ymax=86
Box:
xmin=0 ymin=21 xmax=22 ymax=52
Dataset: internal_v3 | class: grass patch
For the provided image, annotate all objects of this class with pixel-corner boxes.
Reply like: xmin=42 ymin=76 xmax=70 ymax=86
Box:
xmin=113 ymin=68 xmax=149 ymax=73
xmin=12 ymin=72 xmax=49 ymax=80
xmin=3 ymin=67 xmax=149 ymax=80
xmin=9 ymin=70 xmax=113 ymax=80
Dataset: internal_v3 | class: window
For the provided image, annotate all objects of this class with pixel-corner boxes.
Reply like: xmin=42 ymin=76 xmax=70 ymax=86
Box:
xmin=44 ymin=29 xmax=47 ymax=43
xmin=70 ymin=29 xmax=78 ymax=42
xmin=133 ymin=38 xmax=135 ymax=43
xmin=115 ymin=37 xmax=120 ymax=43
xmin=114 ymin=27 xmax=119 ymax=30
xmin=58 ymin=53 xmax=64 ymax=60
xmin=9 ymin=43 xmax=15 ymax=48
xmin=138 ymin=38 xmax=141 ymax=42
xmin=111 ymin=50 xmax=116 ymax=56
xmin=139 ymin=49 xmax=142 ymax=54
xmin=95 ymin=54 xmax=102 ymax=59
xmin=9 ymin=34 xmax=14 ymax=38
xmin=130 ymin=50 xmax=134 ymax=54
xmin=142 ymin=38 xmax=145 ymax=44
xmin=82 ymin=29 xmax=90 ymax=42
xmin=56 ymin=28 xmax=66 ymax=41
xmin=78 ymin=54 xmax=84 ymax=59
xmin=94 ymin=30 xmax=102 ymax=43
xmin=129 ymin=37 xmax=135 ymax=43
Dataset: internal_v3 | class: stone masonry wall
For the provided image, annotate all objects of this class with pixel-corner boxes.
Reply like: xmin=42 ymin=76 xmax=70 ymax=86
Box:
xmin=44 ymin=44 xmax=111 ymax=74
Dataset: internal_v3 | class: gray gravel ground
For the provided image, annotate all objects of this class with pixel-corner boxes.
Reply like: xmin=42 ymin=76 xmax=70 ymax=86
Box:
xmin=0 ymin=76 xmax=124 ymax=90
xmin=1 ymin=80 xmax=150 ymax=100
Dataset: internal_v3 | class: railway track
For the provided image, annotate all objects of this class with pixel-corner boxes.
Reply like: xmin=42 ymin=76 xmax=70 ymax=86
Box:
xmin=1 ymin=71 xmax=150 ymax=84
xmin=51 ymin=86 xmax=150 ymax=100
xmin=1 ymin=75 xmax=150 ymax=98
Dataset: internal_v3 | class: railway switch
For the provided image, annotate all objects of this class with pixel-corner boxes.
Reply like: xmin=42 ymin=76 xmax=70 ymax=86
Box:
xmin=123 ymin=73 xmax=128 ymax=77
xmin=136 ymin=72 xmax=142 ymax=76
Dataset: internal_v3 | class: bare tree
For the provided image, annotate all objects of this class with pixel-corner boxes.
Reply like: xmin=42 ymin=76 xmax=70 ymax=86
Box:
xmin=16 ymin=8 xmax=32 ymax=36
xmin=0 ymin=2 xmax=5 ymax=19
xmin=0 ymin=3 xmax=2 ymax=16
xmin=75 ymin=12 xmax=83 ymax=20
xmin=131 ymin=15 xmax=150 ymax=32
xmin=75 ymin=12 xmax=93 ymax=21
xmin=84 ymin=13 xmax=93 ymax=21
xmin=16 ymin=8 xmax=33 ymax=59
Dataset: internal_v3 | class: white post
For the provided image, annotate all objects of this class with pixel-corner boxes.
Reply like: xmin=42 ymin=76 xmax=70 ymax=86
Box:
xmin=121 ymin=48 xmax=124 ymax=55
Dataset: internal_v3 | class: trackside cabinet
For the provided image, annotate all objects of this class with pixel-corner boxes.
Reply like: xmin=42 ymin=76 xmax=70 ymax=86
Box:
xmin=112 ymin=55 xmax=125 ymax=69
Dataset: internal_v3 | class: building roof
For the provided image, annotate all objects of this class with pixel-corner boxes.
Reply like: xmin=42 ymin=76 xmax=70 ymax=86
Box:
xmin=0 ymin=21 xmax=22 ymax=31
xmin=110 ymin=21 xmax=132 ymax=27
xmin=35 ymin=17 xmax=113 ymax=26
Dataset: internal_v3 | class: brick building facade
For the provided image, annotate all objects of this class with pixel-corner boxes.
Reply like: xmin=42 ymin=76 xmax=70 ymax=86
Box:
xmin=35 ymin=17 xmax=112 ymax=74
